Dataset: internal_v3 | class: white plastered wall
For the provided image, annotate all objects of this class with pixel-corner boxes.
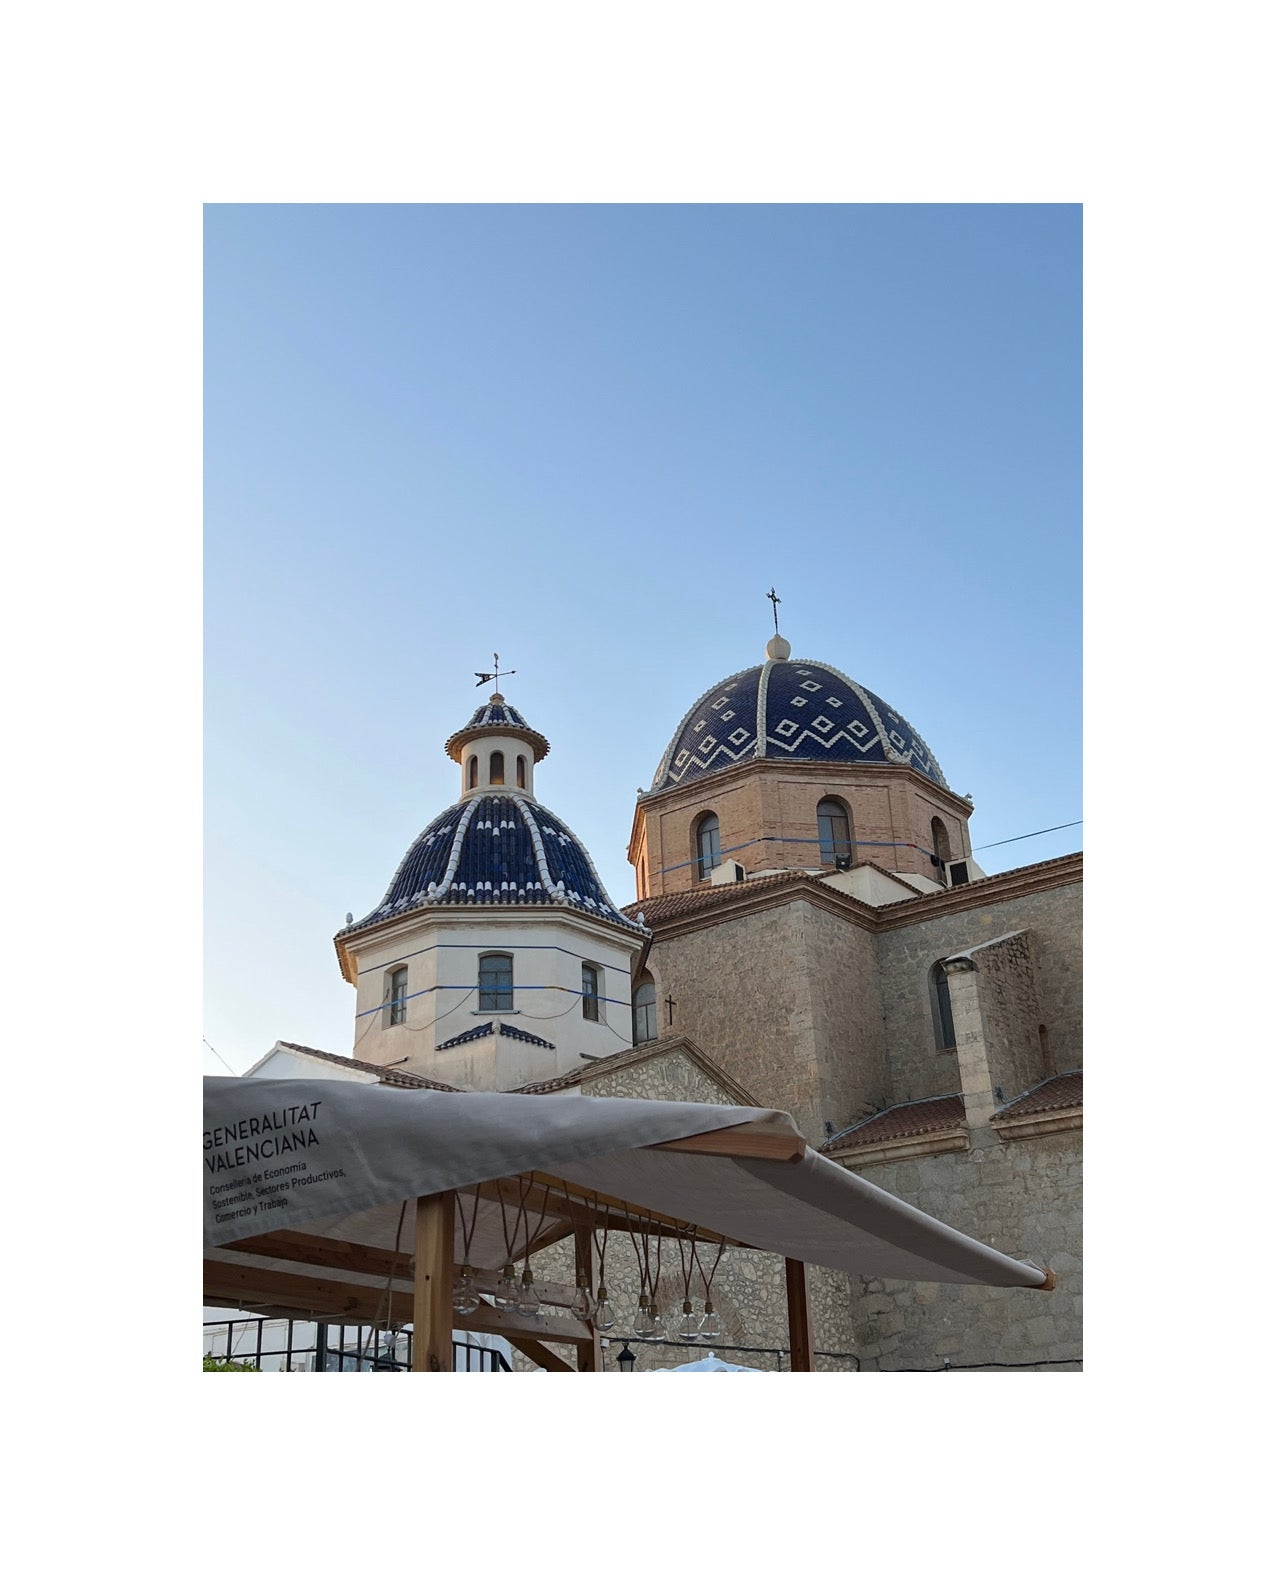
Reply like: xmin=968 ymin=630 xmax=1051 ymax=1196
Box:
xmin=347 ymin=908 xmax=641 ymax=1089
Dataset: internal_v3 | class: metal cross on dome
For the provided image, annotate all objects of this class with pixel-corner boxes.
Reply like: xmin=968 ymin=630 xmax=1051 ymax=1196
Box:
xmin=766 ymin=586 xmax=782 ymax=634
xmin=474 ymin=653 xmax=517 ymax=696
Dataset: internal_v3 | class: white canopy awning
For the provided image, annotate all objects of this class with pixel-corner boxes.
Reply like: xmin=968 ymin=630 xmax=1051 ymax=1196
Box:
xmin=203 ymin=1076 xmax=1049 ymax=1292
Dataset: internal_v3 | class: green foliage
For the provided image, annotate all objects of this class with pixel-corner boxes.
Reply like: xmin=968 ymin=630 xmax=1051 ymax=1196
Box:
xmin=203 ymin=1354 xmax=258 ymax=1372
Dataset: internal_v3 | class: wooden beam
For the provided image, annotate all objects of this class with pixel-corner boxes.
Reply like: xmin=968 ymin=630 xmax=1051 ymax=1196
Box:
xmin=204 ymin=1261 xmax=413 ymax=1324
xmin=468 ymin=1267 xmax=581 ymax=1311
xmin=456 ymin=1302 xmax=594 ymax=1346
xmin=510 ymin=1337 xmax=576 ymax=1373
xmin=224 ymin=1230 xmax=411 ymax=1280
xmin=648 ymin=1124 xmax=807 ymax=1163
xmin=412 ymin=1192 xmax=455 ymax=1373
xmin=574 ymin=1226 xmax=604 ymax=1371
xmin=785 ymin=1257 xmax=814 ymax=1371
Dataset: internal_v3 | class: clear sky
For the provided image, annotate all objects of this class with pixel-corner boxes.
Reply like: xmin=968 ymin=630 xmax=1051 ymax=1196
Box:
xmin=204 ymin=203 xmax=1081 ymax=1076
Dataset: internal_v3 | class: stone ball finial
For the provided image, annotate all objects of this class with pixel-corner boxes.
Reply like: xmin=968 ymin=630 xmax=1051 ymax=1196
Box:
xmin=765 ymin=634 xmax=791 ymax=661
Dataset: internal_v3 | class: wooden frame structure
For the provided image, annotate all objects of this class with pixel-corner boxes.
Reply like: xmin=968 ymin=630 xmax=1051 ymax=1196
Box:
xmin=204 ymin=1121 xmax=824 ymax=1372
xmin=204 ymin=1077 xmax=1053 ymax=1373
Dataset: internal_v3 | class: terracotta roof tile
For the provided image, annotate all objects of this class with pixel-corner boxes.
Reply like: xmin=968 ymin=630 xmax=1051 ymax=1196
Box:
xmin=273 ymin=1041 xmax=466 ymax=1092
xmin=992 ymin=1070 xmax=1082 ymax=1121
xmin=822 ymin=1095 xmax=965 ymax=1152
xmin=625 ymin=870 xmax=828 ymax=925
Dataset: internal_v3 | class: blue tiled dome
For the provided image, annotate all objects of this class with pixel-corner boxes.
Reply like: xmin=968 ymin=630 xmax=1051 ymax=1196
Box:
xmin=652 ymin=657 xmax=949 ymax=791
xmin=344 ymin=793 xmax=646 ymax=935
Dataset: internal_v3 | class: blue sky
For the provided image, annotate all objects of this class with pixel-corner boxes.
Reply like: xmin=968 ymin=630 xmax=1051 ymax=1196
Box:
xmin=204 ymin=204 xmax=1081 ymax=1075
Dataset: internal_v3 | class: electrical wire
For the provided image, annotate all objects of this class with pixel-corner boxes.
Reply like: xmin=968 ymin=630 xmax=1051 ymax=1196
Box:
xmin=970 ymin=820 xmax=1083 ymax=852
xmin=202 ymin=1036 xmax=236 ymax=1074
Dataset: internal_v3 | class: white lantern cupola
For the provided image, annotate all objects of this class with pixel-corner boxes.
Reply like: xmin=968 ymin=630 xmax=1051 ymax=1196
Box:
xmin=444 ymin=693 xmax=550 ymax=800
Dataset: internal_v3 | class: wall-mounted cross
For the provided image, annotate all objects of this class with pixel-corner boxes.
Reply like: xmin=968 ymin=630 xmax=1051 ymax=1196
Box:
xmin=474 ymin=652 xmax=517 ymax=693
xmin=766 ymin=586 xmax=782 ymax=634
xmin=665 ymin=994 xmax=676 ymax=1026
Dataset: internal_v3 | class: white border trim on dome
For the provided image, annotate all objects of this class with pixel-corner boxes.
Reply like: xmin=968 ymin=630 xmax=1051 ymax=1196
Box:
xmin=514 ymin=796 xmax=558 ymax=901
xmin=652 ymin=663 xmax=760 ymax=788
xmin=516 ymin=798 xmax=649 ymax=933
xmin=755 ymin=659 xmax=776 ymax=757
xmin=437 ymin=795 xmax=482 ymax=897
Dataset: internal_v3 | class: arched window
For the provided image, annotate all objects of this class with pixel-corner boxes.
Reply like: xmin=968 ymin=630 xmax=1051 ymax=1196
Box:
xmin=695 ymin=813 xmax=721 ymax=881
xmin=817 ymin=798 xmax=852 ymax=866
xmin=931 ymin=817 xmax=951 ymax=875
xmin=516 ymin=756 xmax=526 ymax=789
xmin=581 ymin=963 xmax=601 ymax=1022
xmin=489 ymin=750 xmax=505 ymax=785
xmin=632 ymin=974 xmax=657 ymax=1044
xmin=478 ymin=952 xmax=513 ymax=1011
xmin=386 ymin=966 xmax=409 ymax=1027
xmin=467 ymin=755 xmax=478 ymax=789
xmin=929 ymin=961 xmax=956 ymax=1051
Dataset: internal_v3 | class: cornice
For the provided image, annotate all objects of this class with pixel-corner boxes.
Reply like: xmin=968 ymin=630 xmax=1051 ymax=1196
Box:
xmin=641 ymin=873 xmax=881 ymax=943
xmin=874 ymin=852 xmax=1083 ymax=930
xmin=633 ymin=852 xmax=1082 ymax=945
xmin=828 ymin=1130 xmax=970 ymax=1167
xmin=993 ymin=1109 xmax=1083 ymax=1142
xmin=334 ymin=900 xmax=647 ymax=985
xmin=637 ymin=755 xmax=977 ymax=817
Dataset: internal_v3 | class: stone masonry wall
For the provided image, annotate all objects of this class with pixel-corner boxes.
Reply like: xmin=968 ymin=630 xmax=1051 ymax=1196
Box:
xmin=794 ymin=903 xmax=890 ymax=1135
xmin=848 ymin=1129 xmax=1082 ymax=1370
xmin=971 ymin=931 xmax=1046 ymax=1102
xmin=875 ymin=879 xmax=1083 ymax=1105
xmin=583 ymin=1053 xmax=740 ymax=1105
xmin=649 ymin=902 xmax=825 ymax=1135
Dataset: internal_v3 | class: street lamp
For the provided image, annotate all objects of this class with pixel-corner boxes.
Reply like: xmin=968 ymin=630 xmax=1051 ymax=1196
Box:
xmin=616 ymin=1341 xmax=637 ymax=1372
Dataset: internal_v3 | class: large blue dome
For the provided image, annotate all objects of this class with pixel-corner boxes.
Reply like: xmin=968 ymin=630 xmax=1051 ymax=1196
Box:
xmin=343 ymin=792 xmax=646 ymax=936
xmin=652 ymin=657 xmax=949 ymax=791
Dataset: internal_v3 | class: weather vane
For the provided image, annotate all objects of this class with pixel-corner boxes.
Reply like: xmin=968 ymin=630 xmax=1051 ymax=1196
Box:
xmin=475 ymin=653 xmax=517 ymax=695
xmin=766 ymin=586 xmax=782 ymax=635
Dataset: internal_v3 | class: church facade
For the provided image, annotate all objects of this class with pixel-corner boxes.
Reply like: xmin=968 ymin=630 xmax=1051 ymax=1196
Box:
xmin=317 ymin=636 xmax=1082 ymax=1372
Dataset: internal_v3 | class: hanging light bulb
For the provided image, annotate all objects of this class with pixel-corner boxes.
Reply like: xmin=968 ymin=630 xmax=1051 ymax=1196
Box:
xmin=673 ymin=1298 xmax=701 ymax=1340
xmin=593 ymin=1283 xmax=616 ymax=1332
xmin=516 ymin=1266 xmax=541 ymax=1317
xmin=572 ymin=1274 xmax=593 ymax=1321
xmin=453 ymin=1263 xmax=481 ymax=1317
xmin=632 ymin=1293 xmax=652 ymax=1339
xmin=698 ymin=1298 xmax=725 ymax=1341
xmin=646 ymin=1295 xmax=666 ymax=1341
xmin=495 ymin=1262 xmax=520 ymax=1311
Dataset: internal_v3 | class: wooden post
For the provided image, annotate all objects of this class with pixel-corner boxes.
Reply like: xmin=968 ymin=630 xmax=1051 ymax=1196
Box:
xmin=412 ymin=1191 xmax=455 ymax=1373
xmin=785 ymin=1257 xmax=814 ymax=1372
xmin=573 ymin=1225 xmax=604 ymax=1371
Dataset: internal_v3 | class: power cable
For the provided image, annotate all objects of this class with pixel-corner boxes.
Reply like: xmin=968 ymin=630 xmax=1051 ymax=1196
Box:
xmin=202 ymin=1036 xmax=236 ymax=1074
xmin=970 ymin=820 xmax=1082 ymax=853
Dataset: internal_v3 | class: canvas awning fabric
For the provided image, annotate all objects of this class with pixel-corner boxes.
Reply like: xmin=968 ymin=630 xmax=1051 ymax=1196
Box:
xmin=203 ymin=1077 xmax=1049 ymax=1291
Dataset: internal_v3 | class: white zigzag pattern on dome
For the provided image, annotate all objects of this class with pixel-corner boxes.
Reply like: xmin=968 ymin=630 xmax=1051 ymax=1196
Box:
xmin=652 ymin=663 xmax=760 ymax=788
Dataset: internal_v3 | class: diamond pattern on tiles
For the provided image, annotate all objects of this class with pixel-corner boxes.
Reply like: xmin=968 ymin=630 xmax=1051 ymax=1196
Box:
xmin=651 ymin=658 xmax=950 ymax=790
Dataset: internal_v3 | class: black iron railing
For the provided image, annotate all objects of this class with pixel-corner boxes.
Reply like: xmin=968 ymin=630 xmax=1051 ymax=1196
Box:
xmin=203 ymin=1317 xmax=511 ymax=1372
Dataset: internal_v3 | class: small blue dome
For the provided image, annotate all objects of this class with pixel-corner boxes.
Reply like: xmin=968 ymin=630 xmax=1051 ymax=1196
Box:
xmin=345 ymin=792 xmax=646 ymax=935
xmin=444 ymin=696 xmax=550 ymax=763
xmin=653 ymin=658 xmax=949 ymax=791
